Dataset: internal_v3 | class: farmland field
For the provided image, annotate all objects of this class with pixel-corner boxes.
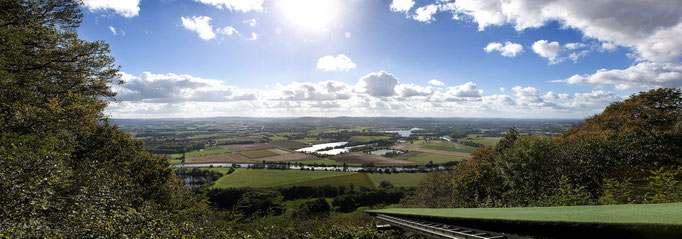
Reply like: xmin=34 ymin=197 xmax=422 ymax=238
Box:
xmin=268 ymin=140 xmax=309 ymax=149
xmin=396 ymin=152 xmax=468 ymax=165
xmin=368 ymin=173 xmax=427 ymax=187
xmin=212 ymin=168 xmax=355 ymax=188
xmin=256 ymin=152 xmax=318 ymax=162
xmin=222 ymin=144 xmax=275 ymax=152
xmin=277 ymin=173 xmax=376 ymax=189
xmin=421 ymin=145 xmax=474 ymax=153
xmin=330 ymin=152 xmax=415 ymax=165
xmin=171 ymin=146 xmax=232 ymax=159
xmin=239 ymin=149 xmax=282 ymax=159
xmin=184 ymin=153 xmax=253 ymax=163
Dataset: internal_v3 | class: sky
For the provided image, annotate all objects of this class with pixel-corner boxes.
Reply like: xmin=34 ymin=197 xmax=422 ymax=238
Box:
xmin=78 ymin=0 xmax=682 ymax=119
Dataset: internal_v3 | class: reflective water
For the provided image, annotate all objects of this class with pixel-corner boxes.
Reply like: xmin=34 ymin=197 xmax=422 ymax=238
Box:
xmin=385 ymin=127 xmax=424 ymax=137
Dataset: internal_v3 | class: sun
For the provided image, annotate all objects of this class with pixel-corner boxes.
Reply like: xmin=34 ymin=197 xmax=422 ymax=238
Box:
xmin=278 ymin=0 xmax=340 ymax=31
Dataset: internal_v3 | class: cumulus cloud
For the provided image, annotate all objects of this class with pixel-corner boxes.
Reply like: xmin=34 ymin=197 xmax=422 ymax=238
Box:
xmin=554 ymin=62 xmax=682 ymax=90
xmin=107 ymin=70 xmax=626 ymax=118
xmin=316 ymin=54 xmax=357 ymax=72
xmin=108 ymin=26 xmax=117 ymax=35
xmin=428 ymin=79 xmax=445 ymax=86
xmin=544 ymin=91 xmax=571 ymax=100
xmin=275 ymin=81 xmax=352 ymax=101
xmin=532 ymin=40 xmax=562 ymax=64
xmin=113 ymin=72 xmax=257 ymax=103
xmin=82 ymin=0 xmax=140 ymax=18
xmin=429 ymin=0 xmax=682 ymax=63
xmin=431 ymin=82 xmax=483 ymax=102
xmin=217 ymin=26 xmax=240 ymax=36
xmin=357 ymin=70 xmax=399 ymax=97
xmin=413 ymin=4 xmax=439 ymax=23
xmin=390 ymin=0 xmax=415 ymax=13
xmin=396 ymin=84 xmax=434 ymax=97
xmin=484 ymin=41 xmax=523 ymax=57
xmin=182 ymin=16 xmax=215 ymax=40
xmin=193 ymin=0 xmax=264 ymax=12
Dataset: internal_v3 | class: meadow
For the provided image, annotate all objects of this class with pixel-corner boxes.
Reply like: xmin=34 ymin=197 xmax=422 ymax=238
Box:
xmin=211 ymin=168 xmax=355 ymax=188
xmin=238 ymin=149 xmax=281 ymax=159
xmin=395 ymin=152 xmax=468 ymax=165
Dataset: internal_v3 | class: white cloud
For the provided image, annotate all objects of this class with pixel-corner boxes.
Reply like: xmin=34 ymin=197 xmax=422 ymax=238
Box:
xmin=390 ymin=0 xmax=415 ymax=13
xmin=428 ymin=79 xmax=445 ymax=86
xmin=82 ymin=0 xmax=140 ymax=18
xmin=484 ymin=41 xmax=523 ymax=57
xmin=600 ymin=42 xmax=618 ymax=52
xmin=247 ymin=32 xmax=259 ymax=40
xmin=544 ymin=91 xmax=571 ymax=100
xmin=413 ymin=4 xmax=439 ymax=23
xmin=243 ymin=18 xmax=257 ymax=27
xmin=108 ymin=26 xmax=117 ymax=35
xmin=193 ymin=0 xmax=264 ymax=12
xmin=107 ymin=71 xmax=628 ymax=118
xmin=316 ymin=54 xmax=357 ymax=72
xmin=532 ymin=40 xmax=562 ymax=64
xmin=568 ymin=50 xmax=589 ymax=63
xmin=554 ymin=62 xmax=682 ymax=90
xmin=182 ymin=16 xmax=215 ymax=40
xmin=564 ymin=42 xmax=586 ymax=50
xmin=433 ymin=0 xmax=682 ymax=63
xmin=396 ymin=84 xmax=434 ymax=97
xmin=217 ymin=26 xmax=240 ymax=36
xmin=357 ymin=70 xmax=399 ymax=97
xmin=276 ymin=81 xmax=352 ymax=101
xmin=113 ymin=72 xmax=257 ymax=103
xmin=431 ymin=82 xmax=483 ymax=102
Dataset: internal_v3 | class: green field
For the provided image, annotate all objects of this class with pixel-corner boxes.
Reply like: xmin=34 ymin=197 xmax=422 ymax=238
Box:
xmin=367 ymin=203 xmax=682 ymax=225
xmin=168 ymin=159 xmax=182 ymax=165
xmin=268 ymin=136 xmax=288 ymax=141
xmin=238 ymin=149 xmax=280 ymax=159
xmin=277 ymin=173 xmax=376 ymax=189
xmin=396 ymin=152 xmax=468 ymax=165
xmin=368 ymin=173 xmax=427 ymax=187
xmin=212 ymin=168 xmax=355 ymax=188
xmin=170 ymin=146 xmax=232 ymax=159
xmin=459 ymin=136 xmax=502 ymax=147
xmin=293 ymin=137 xmax=322 ymax=143
xmin=421 ymin=145 xmax=473 ymax=153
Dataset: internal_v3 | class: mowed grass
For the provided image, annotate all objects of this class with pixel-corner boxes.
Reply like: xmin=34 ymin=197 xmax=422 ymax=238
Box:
xmin=367 ymin=203 xmax=682 ymax=225
xmin=238 ymin=149 xmax=280 ymax=159
xmin=212 ymin=168 xmax=355 ymax=188
xmin=368 ymin=173 xmax=427 ymax=187
xmin=396 ymin=152 xmax=468 ymax=165
xmin=293 ymin=137 xmax=322 ymax=143
xmin=421 ymin=145 xmax=473 ymax=153
xmin=277 ymin=173 xmax=376 ymax=189
xmin=459 ymin=137 xmax=502 ymax=147
xmin=170 ymin=146 xmax=232 ymax=159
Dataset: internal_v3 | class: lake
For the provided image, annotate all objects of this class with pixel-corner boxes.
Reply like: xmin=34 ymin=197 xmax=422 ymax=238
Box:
xmin=295 ymin=141 xmax=348 ymax=153
xmin=385 ymin=127 xmax=424 ymax=137
xmin=369 ymin=149 xmax=404 ymax=155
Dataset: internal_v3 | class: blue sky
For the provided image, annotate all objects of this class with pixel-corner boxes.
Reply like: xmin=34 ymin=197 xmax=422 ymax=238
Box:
xmin=78 ymin=0 xmax=682 ymax=118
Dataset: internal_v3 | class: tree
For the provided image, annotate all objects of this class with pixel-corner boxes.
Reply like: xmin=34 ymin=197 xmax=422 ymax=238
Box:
xmin=0 ymin=1 xmax=211 ymax=237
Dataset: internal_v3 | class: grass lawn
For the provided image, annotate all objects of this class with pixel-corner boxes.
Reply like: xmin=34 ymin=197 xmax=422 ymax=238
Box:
xmin=277 ymin=173 xmax=376 ymax=189
xmin=170 ymin=146 xmax=233 ymax=159
xmin=421 ymin=145 xmax=473 ymax=153
xmin=238 ymin=149 xmax=280 ymax=159
xmin=212 ymin=168 xmax=355 ymax=188
xmin=367 ymin=203 xmax=682 ymax=225
xmin=368 ymin=173 xmax=427 ymax=187
xmin=396 ymin=152 xmax=468 ymax=165
xmin=168 ymin=159 xmax=182 ymax=165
